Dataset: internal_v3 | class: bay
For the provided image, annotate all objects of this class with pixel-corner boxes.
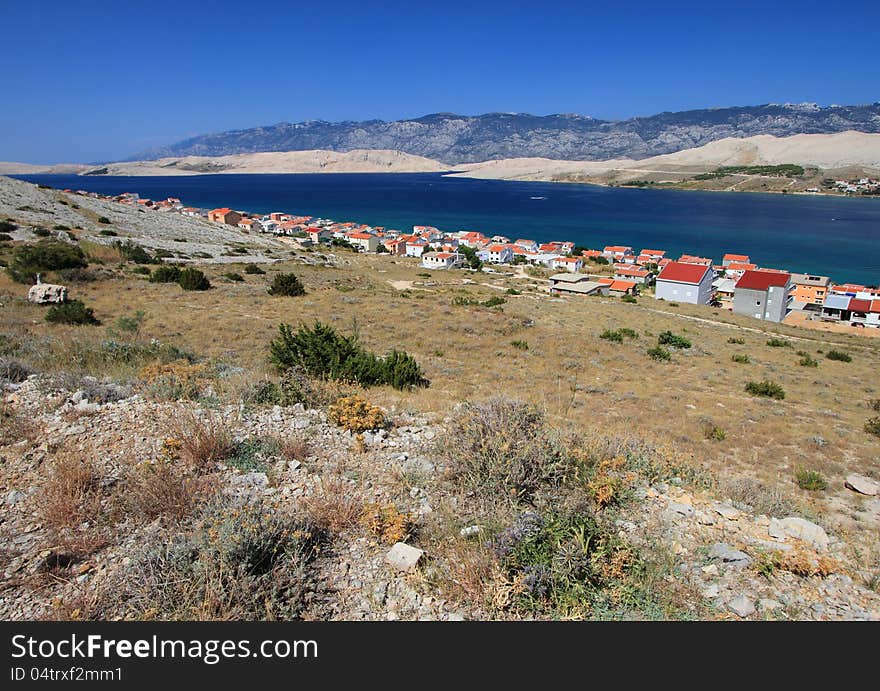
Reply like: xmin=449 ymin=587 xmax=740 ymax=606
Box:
xmin=14 ymin=172 xmax=880 ymax=285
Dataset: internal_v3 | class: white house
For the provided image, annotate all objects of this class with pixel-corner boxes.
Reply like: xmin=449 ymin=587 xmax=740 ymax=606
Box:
xmin=654 ymin=261 xmax=715 ymax=305
xmin=421 ymin=252 xmax=464 ymax=270
xmin=485 ymin=244 xmax=514 ymax=264
xmin=405 ymin=240 xmax=429 ymax=257
xmin=551 ymin=256 xmax=583 ymax=273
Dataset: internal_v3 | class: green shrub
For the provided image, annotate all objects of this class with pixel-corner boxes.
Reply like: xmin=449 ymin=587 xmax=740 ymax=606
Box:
xmin=243 ymin=263 xmax=266 ymax=274
xmin=727 ymin=337 xmax=745 ymax=345
xmin=506 ymin=288 xmax=521 ymax=295
xmin=178 ymin=268 xmax=211 ymax=291
xmin=731 ymin=354 xmax=750 ymax=364
xmin=33 ymin=227 xmax=51 ymax=237
xmin=621 ymin=294 xmax=637 ymax=304
xmin=826 ymin=350 xmax=851 ymax=362
xmin=149 ymin=265 xmax=182 ymax=283
xmin=795 ymin=469 xmax=826 ymax=491
xmin=7 ymin=241 xmax=87 ymax=283
xmin=0 ymin=233 xmax=13 ymax=242
xmin=0 ymin=220 xmax=16 ymax=233
xmin=799 ymin=354 xmax=819 ymax=367
xmin=98 ymin=229 xmax=118 ymax=236
xmin=511 ymin=340 xmax=529 ymax=351
xmin=113 ymin=240 xmax=155 ymax=264
xmin=766 ymin=338 xmax=791 ymax=348
xmin=657 ymin=331 xmax=691 ymax=348
xmin=45 ymin=300 xmax=100 ymax=326
xmin=745 ymin=380 xmax=785 ymax=399
xmin=482 ymin=295 xmax=506 ymax=308
xmin=97 ymin=216 xmax=111 ymax=224
xmin=865 ymin=417 xmax=880 ymax=438
xmin=268 ymin=272 xmax=306 ymax=296
xmin=269 ymin=322 xmax=427 ymax=390
xmin=600 ymin=330 xmax=624 ymax=343
xmin=647 ymin=346 xmax=671 ymax=361
xmin=224 ymin=272 xmax=244 ymax=282
xmin=617 ymin=328 xmax=639 ymax=339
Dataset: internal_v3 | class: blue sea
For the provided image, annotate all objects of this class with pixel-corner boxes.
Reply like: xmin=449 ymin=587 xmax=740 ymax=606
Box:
xmin=14 ymin=172 xmax=880 ymax=285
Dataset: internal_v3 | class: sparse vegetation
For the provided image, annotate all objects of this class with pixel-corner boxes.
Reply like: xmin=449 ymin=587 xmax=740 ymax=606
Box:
xmin=148 ymin=265 xmax=182 ymax=283
xmin=45 ymin=300 xmax=101 ymax=326
xmin=658 ymin=331 xmax=691 ymax=349
xmin=731 ymin=353 xmax=750 ymax=364
xmin=795 ymin=469 xmax=827 ymax=491
xmin=766 ymin=338 xmax=791 ymax=348
xmin=825 ymin=349 xmax=852 ymax=362
xmin=510 ymin=339 xmax=529 ymax=351
xmin=647 ymin=345 xmax=671 ymax=361
xmin=7 ymin=241 xmax=88 ymax=283
xmin=328 ymin=395 xmax=386 ymax=433
xmin=268 ymin=272 xmax=306 ymax=296
xmin=177 ymin=267 xmax=211 ymax=291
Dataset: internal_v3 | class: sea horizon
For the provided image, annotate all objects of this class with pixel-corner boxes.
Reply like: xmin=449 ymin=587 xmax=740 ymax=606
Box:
xmin=13 ymin=172 xmax=880 ymax=286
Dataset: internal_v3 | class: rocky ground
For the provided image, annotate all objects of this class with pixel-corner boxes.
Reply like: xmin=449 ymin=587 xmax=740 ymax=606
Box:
xmin=2 ymin=373 xmax=878 ymax=621
xmin=0 ymin=175 xmax=286 ymax=264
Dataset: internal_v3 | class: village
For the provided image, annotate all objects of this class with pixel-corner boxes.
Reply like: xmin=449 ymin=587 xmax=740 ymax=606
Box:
xmin=64 ymin=187 xmax=880 ymax=331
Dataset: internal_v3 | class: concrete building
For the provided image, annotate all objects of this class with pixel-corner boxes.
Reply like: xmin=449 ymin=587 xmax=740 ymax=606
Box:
xmin=654 ymin=262 xmax=715 ymax=305
xmin=732 ymin=270 xmax=792 ymax=323
xmin=789 ymin=273 xmax=832 ymax=310
xmin=549 ymin=273 xmax=609 ymax=297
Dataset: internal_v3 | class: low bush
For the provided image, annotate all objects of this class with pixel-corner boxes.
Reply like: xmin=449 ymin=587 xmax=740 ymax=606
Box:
xmin=731 ymin=354 xmax=750 ymax=364
xmin=113 ymin=240 xmax=154 ymax=264
xmin=269 ymin=322 xmax=427 ymax=390
xmin=7 ymin=240 xmax=88 ymax=283
xmin=167 ymin=413 xmax=236 ymax=473
xmin=658 ymin=331 xmax=691 ymax=349
xmin=0 ymin=233 xmax=13 ymax=242
xmin=766 ymin=338 xmax=791 ymax=348
xmin=177 ymin=267 xmax=211 ymax=291
xmin=647 ymin=345 xmax=671 ymax=361
xmin=0 ymin=220 xmax=16 ymax=232
xmin=328 ymin=395 xmax=386 ymax=433
xmin=799 ymin=354 xmax=819 ymax=367
xmin=98 ymin=229 xmax=117 ymax=237
xmin=826 ymin=350 xmax=852 ymax=362
xmin=97 ymin=216 xmax=111 ymax=224
xmin=267 ymin=272 xmax=306 ymax=296
xmin=701 ymin=422 xmax=726 ymax=441
xmin=443 ymin=398 xmax=567 ymax=502
xmin=360 ymin=502 xmax=412 ymax=544
xmin=795 ymin=469 xmax=827 ymax=491
xmin=224 ymin=272 xmax=244 ymax=282
xmin=45 ymin=300 xmax=100 ymax=326
xmin=600 ymin=330 xmax=624 ymax=343
xmin=727 ymin=337 xmax=745 ymax=345
xmin=243 ymin=263 xmax=265 ymax=274
xmin=621 ymin=294 xmax=637 ymax=304
xmin=149 ymin=265 xmax=182 ymax=283
xmin=510 ymin=340 xmax=529 ymax=351
xmin=865 ymin=417 xmax=880 ymax=438
xmin=39 ymin=455 xmax=103 ymax=531
xmin=745 ymin=380 xmax=785 ymax=400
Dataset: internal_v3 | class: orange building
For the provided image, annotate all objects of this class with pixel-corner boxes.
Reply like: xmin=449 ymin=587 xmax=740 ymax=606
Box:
xmin=790 ymin=273 xmax=832 ymax=306
xmin=208 ymin=208 xmax=242 ymax=225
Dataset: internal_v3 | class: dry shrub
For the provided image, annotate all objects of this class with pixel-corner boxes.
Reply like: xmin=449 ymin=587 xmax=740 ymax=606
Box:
xmin=138 ymin=360 xmax=205 ymax=400
xmin=360 ymin=502 xmax=412 ymax=544
xmin=121 ymin=459 xmax=217 ymax=523
xmin=328 ymin=395 xmax=386 ymax=433
xmin=300 ymin=478 xmax=363 ymax=533
xmin=774 ymin=546 xmax=841 ymax=577
xmin=277 ymin=436 xmax=312 ymax=464
xmin=40 ymin=454 xmax=103 ymax=530
xmin=438 ymin=538 xmax=497 ymax=604
xmin=0 ymin=402 xmax=38 ymax=446
xmin=167 ymin=413 xmax=236 ymax=473
xmin=444 ymin=398 xmax=567 ymax=502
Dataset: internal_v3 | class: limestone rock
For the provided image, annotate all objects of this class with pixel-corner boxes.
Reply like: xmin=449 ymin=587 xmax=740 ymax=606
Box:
xmin=27 ymin=283 xmax=68 ymax=304
xmin=845 ymin=474 xmax=880 ymax=496
xmin=769 ymin=517 xmax=829 ymax=551
xmin=729 ymin=595 xmax=756 ymax=618
xmin=385 ymin=542 xmax=424 ymax=571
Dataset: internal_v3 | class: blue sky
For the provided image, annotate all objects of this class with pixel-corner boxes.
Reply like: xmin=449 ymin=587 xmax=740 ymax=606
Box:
xmin=2 ymin=0 xmax=878 ymax=163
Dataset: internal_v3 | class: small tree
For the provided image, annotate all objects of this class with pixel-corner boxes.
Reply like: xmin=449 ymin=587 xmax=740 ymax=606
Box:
xmin=268 ymin=272 xmax=306 ymax=297
xmin=149 ymin=265 xmax=182 ymax=283
xmin=177 ymin=268 xmax=211 ymax=291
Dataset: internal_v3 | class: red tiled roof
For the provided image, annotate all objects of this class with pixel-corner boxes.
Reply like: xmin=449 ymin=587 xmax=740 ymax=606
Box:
xmin=725 ymin=262 xmax=757 ymax=271
xmin=735 ymin=270 xmax=791 ymax=291
xmin=724 ymin=253 xmax=750 ymax=262
xmin=849 ymin=298 xmax=872 ymax=312
xmin=658 ymin=261 xmax=711 ymax=284
xmin=870 ymin=300 xmax=880 ymax=314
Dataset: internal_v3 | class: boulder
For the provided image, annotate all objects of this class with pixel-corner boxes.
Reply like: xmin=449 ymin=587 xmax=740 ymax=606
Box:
xmin=27 ymin=283 xmax=68 ymax=304
xmin=845 ymin=474 xmax=880 ymax=496
xmin=769 ymin=517 xmax=829 ymax=551
xmin=728 ymin=595 xmax=756 ymax=618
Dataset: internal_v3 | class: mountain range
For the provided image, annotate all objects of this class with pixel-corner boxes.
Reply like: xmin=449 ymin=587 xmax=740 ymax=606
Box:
xmin=132 ymin=103 xmax=880 ymax=164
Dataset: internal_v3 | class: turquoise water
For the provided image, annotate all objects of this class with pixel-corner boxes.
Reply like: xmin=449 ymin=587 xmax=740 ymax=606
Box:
xmin=15 ymin=172 xmax=880 ymax=285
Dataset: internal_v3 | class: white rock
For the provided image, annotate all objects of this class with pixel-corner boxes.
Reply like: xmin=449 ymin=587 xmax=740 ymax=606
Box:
xmin=729 ymin=595 xmax=756 ymax=618
xmin=459 ymin=525 xmax=482 ymax=538
xmin=769 ymin=517 xmax=830 ymax=551
xmin=845 ymin=474 xmax=880 ymax=496
xmin=385 ymin=542 xmax=424 ymax=571
xmin=713 ymin=502 xmax=740 ymax=520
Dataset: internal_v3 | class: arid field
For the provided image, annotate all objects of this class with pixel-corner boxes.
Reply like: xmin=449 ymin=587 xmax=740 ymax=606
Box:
xmin=1 ymin=177 xmax=878 ymax=621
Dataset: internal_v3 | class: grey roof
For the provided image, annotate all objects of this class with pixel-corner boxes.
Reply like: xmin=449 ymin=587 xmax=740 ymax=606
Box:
xmin=549 ymin=273 xmax=590 ymax=283
xmin=713 ymin=278 xmax=737 ymax=293
xmin=823 ymin=293 xmax=851 ymax=310
xmin=553 ymin=281 xmax=605 ymax=294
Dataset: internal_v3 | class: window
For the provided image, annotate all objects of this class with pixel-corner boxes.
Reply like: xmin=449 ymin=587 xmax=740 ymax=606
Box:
xmin=756 ymin=300 xmax=762 ymax=306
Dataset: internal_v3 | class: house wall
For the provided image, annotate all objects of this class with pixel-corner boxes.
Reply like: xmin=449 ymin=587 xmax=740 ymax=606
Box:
xmin=655 ymin=272 xmax=713 ymax=304
xmin=732 ymin=283 xmax=791 ymax=322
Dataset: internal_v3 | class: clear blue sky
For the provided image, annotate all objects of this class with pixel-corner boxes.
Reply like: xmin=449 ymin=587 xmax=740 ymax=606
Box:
xmin=2 ymin=0 xmax=878 ymax=163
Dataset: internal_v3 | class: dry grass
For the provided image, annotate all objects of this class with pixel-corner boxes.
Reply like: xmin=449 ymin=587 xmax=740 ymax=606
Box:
xmin=166 ymin=412 xmax=236 ymax=473
xmin=120 ymin=459 xmax=217 ymax=523
xmin=39 ymin=453 xmax=103 ymax=531
xmin=0 ymin=401 xmax=38 ymax=446
xmin=300 ymin=477 xmax=364 ymax=533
